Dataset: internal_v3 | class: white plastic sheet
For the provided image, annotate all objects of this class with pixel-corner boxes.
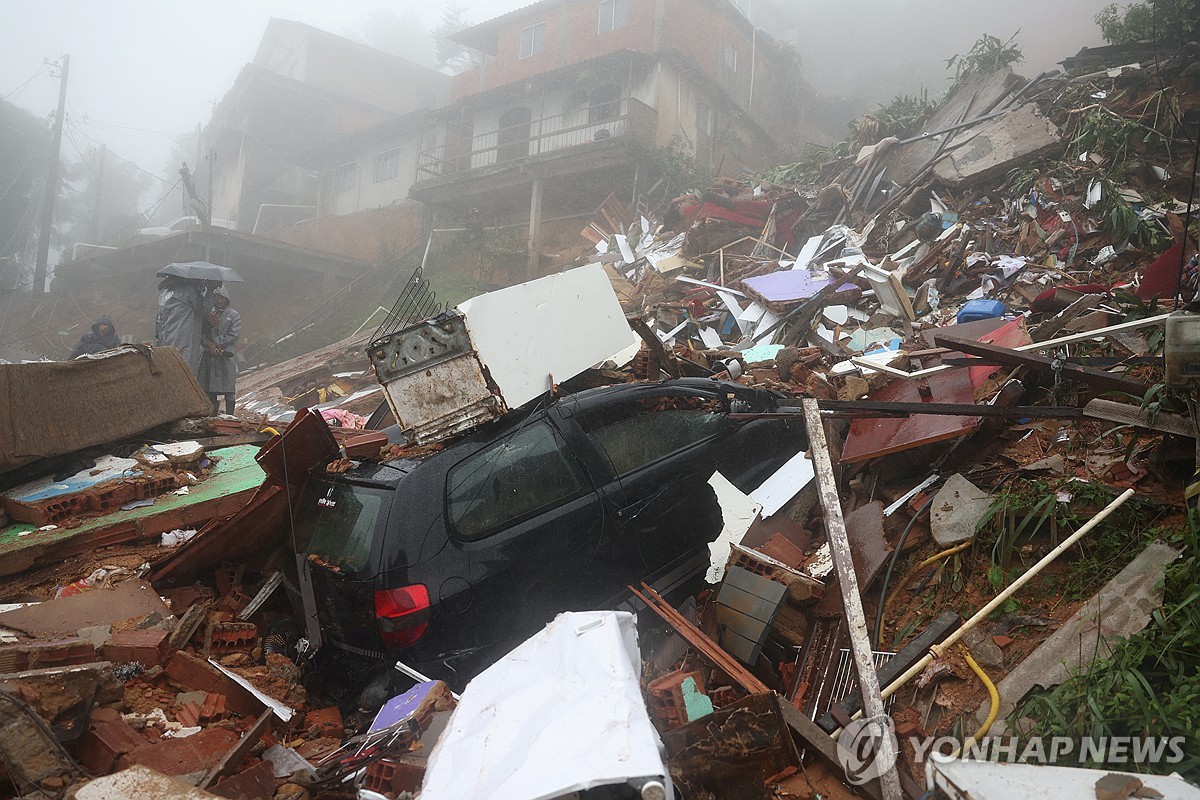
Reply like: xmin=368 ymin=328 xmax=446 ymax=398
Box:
xmin=420 ymin=611 xmax=671 ymax=800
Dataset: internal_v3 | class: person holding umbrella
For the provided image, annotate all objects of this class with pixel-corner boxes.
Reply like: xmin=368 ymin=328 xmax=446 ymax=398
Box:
xmin=153 ymin=262 xmax=244 ymax=378
xmin=155 ymin=275 xmax=208 ymax=375
xmin=200 ymin=286 xmax=241 ymax=416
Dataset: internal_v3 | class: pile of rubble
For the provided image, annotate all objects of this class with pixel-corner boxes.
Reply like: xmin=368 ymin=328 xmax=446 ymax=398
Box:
xmin=0 ymin=43 xmax=1198 ymax=800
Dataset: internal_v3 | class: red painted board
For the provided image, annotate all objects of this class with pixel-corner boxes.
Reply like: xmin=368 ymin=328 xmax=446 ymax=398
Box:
xmin=840 ymin=369 xmax=980 ymax=463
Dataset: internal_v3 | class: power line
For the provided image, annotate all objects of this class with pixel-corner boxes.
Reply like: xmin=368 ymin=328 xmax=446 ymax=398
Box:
xmin=91 ymin=177 xmax=182 ymax=248
xmin=67 ymin=120 xmax=175 ymax=186
xmin=2 ymin=64 xmax=47 ymax=101
xmin=0 ymin=150 xmax=38 ymax=207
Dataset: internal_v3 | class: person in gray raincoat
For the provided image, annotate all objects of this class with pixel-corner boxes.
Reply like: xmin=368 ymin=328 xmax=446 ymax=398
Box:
xmin=155 ymin=276 xmax=208 ymax=375
xmin=200 ymin=286 xmax=241 ymax=415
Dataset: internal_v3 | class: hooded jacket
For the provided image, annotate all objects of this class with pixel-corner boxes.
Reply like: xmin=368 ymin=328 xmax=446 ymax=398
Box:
xmin=68 ymin=315 xmax=120 ymax=359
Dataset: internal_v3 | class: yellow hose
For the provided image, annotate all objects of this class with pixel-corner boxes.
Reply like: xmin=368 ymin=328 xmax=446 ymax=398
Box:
xmin=882 ymin=540 xmax=975 ymax=620
xmin=918 ymin=540 xmax=972 ymax=569
xmin=261 ymin=426 xmax=281 ymax=437
xmin=961 ymin=646 xmax=1000 ymax=743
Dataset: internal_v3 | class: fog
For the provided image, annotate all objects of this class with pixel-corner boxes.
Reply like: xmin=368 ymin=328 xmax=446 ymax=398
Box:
xmin=1 ymin=0 xmax=1116 ymax=190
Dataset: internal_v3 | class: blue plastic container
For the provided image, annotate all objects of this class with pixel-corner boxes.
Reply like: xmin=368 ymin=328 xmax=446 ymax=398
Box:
xmin=956 ymin=298 xmax=1006 ymax=324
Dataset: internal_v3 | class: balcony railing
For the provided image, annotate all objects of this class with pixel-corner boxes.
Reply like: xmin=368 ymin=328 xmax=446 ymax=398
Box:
xmin=417 ymin=98 xmax=635 ymax=180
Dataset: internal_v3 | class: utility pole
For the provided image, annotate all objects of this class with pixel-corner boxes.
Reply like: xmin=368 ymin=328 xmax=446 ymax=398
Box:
xmin=33 ymin=53 xmax=69 ymax=295
xmin=89 ymin=144 xmax=106 ymax=243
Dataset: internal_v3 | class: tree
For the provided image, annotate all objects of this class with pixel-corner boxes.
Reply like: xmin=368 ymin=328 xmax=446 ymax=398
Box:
xmin=434 ymin=2 xmax=479 ymax=74
xmin=0 ymin=100 xmax=50 ymax=292
xmin=349 ymin=9 xmax=436 ymax=68
xmin=58 ymin=148 xmax=151 ymax=252
xmin=1095 ymin=0 xmax=1200 ymax=47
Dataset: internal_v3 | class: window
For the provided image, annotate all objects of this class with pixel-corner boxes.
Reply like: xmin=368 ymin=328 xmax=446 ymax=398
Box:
xmin=582 ymin=396 xmax=731 ymax=476
xmin=446 ymin=421 xmax=585 ymax=540
xmin=597 ymin=0 xmax=629 ymax=33
xmin=724 ymin=41 xmax=738 ymax=72
xmin=696 ymin=103 xmax=714 ymax=137
xmin=295 ymin=483 xmax=386 ymax=573
xmin=519 ymin=22 xmax=546 ymax=59
xmin=334 ymin=161 xmax=357 ymax=193
xmin=374 ymin=148 xmax=401 ymax=183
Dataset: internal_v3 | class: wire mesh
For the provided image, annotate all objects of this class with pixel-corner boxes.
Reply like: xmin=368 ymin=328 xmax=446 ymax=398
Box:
xmin=371 ymin=264 xmax=444 ymax=344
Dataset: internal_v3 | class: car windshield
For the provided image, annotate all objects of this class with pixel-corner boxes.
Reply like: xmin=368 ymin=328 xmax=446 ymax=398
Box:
xmin=293 ymin=481 xmax=388 ymax=574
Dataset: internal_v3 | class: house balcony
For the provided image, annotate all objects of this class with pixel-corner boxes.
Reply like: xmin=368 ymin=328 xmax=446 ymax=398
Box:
xmin=410 ymin=97 xmax=657 ymax=201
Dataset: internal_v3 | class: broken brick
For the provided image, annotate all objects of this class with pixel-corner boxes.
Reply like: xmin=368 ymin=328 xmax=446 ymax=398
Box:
xmin=104 ymin=628 xmax=171 ymax=666
xmin=363 ymin=757 xmax=425 ymax=797
xmin=303 ymin=706 xmax=343 ymax=738
xmin=118 ymin=727 xmax=239 ymax=776
xmin=164 ymin=652 xmax=269 ymax=721
xmin=76 ymin=718 xmax=148 ymax=774
xmin=212 ymin=760 xmax=276 ymax=800
xmin=0 ymin=638 xmax=96 ymax=672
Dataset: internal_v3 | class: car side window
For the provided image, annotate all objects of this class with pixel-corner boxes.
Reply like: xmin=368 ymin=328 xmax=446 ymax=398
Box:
xmin=581 ymin=393 xmax=731 ymax=476
xmin=447 ymin=420 xmax=585 ymax=540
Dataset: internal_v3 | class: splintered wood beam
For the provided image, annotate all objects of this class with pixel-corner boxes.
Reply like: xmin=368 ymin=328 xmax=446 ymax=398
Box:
xmin=802 ymin=399 xmax=902 ymax=800
xmin=933 ymin=334 xmax=1150 ymax=396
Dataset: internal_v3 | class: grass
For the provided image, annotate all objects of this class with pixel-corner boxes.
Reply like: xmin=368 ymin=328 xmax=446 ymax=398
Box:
xmin=1016 ymin=513 xmax=1200 ymax=782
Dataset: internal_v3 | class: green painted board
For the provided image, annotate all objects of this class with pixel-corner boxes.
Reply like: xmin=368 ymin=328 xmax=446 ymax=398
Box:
xmin=0 ymin=445 xmax=265 ymax=557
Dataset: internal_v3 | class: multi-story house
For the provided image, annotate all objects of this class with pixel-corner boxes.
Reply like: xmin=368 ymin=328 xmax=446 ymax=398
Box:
xmin=205 ymin=19 xmax=449 ymax=231
xmin=305 ymin=0 xmax=820 ymax=275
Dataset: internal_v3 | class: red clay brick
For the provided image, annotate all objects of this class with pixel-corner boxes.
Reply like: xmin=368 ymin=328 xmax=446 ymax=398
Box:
xmin=164 ymin=652 xmax=268 ymax=721
xmin=103 ymin=628 xmax=170 ymax=666
xmin=212 ymin=760 xmax=275 ymax=800
xmin=303 ymin=706 xmax=343 ymax=738
xmin=76 ymin=718 xmax=148 ymax=774
xmin=647 ymin=670 xmax=705 ymax=732
xmin=0 ymin=638 xmax=96 ymax=672
xmin=363 ymin=757 xmax=425 ymax=796
xmin=118 ymin=727 xmax=239 ymax=775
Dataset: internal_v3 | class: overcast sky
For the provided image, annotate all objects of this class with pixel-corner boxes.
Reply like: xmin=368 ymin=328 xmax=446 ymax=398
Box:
xmin=2 ymin=0 xmax=1115 ymax=198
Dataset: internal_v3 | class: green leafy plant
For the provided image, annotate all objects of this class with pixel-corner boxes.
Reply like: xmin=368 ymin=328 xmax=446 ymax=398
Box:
xmin=1095 ymin=0 xmax=1200 ymax=48
xmin=946 ymin=32 xmax=1024 ymax=81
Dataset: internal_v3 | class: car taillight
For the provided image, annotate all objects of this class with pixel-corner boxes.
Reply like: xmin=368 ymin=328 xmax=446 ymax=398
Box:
xmin=374 ymin=584 xmax=430 ymax=648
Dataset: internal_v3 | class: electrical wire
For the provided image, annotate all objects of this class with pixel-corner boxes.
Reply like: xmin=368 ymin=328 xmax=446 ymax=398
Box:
xmin=68 ymin=120 xmax=176 ymax=186
xmin=2 ymin=64 xmax=47 ymax=101
xmin=872 ymin=495 xmax=935 ymax=650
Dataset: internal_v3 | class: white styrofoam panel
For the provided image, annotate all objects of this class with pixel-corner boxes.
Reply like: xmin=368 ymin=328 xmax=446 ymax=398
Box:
xmin=457 ymin=264 xmax=639 ymax=409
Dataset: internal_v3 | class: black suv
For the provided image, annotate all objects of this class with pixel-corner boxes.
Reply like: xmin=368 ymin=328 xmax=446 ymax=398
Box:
xmin=287 ymin=378 xmax=807 ymax=689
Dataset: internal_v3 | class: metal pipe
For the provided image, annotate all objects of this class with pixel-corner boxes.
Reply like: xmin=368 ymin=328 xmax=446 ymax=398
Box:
xmin=832 ymin=487 xmax=1135 ymax=738
xmin=883 ymin=487 xmax=1134 ymax=699
xmin=853 ymin=313 xmax=1171 ymax=380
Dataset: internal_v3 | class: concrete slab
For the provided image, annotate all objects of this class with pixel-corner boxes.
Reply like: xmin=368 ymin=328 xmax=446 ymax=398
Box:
xmin=930 ymin=474 xmax=992 ymax=547
xmin=932 ymin=103 xmax=1063 ymax=187
xmin=0 ymin=444 xmax=263 ymax=578
xmin=76 ymin=765 xmax=222 ymax=799
xmin=976 ymin=540 xmax=1179 ymax=729
xmin=0 ymin=580 xmax=171 ymax=639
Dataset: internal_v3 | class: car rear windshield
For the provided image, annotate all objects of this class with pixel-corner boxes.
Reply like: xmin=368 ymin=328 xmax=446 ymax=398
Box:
xmin=293 ymin=481 xmax=388 ymax=574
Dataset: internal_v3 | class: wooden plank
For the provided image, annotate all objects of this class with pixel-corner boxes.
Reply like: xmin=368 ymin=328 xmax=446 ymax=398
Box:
xmin=933 ymin=334 xmax=1150 ymax=396
xmin=629 ymin=583 xmax=770 ymax=696
xmin=1084 ymin=398 xmax=1195 ymax=438
xmin=802 ymin=399 xmax=902 ymax=800
xmin=1030 ymin=293 xmax=1104 ymax=341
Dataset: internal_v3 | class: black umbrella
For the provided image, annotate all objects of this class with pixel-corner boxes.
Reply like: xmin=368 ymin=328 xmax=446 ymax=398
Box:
xmin=155 ymin=261 xmax=244 ymax=283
